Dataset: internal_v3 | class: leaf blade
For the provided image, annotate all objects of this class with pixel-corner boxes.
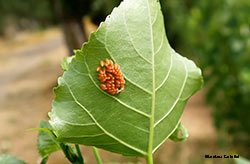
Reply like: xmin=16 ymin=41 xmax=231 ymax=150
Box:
xmin=49 ymin=0 xmax=203 ymax=157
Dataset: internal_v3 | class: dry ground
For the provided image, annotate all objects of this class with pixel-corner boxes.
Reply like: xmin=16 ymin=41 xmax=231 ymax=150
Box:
xmin=0 ymin=27 xmax=232 ymax=164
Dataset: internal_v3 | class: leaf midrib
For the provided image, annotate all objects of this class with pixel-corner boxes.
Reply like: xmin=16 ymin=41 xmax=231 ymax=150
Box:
xmin=146 ymin=0 xmax=156 ymax=158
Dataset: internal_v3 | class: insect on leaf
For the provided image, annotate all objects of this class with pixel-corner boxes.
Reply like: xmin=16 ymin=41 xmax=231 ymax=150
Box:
xmin=49 ymin=0 xmax=203 ymax=157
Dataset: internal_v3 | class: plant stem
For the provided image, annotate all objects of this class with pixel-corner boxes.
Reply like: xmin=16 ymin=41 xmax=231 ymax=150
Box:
xmin=75 ymin=144 xmax=84 ymax=163
xmin=92 ymin=147 xmax=103 ymax=164
xmin=147 ymin=154 xmax=154 ymax=164
xmin=60 ymin=143 xmax=75 ymax=163
xmin=60 ymin=143 xmax=84 ymax=164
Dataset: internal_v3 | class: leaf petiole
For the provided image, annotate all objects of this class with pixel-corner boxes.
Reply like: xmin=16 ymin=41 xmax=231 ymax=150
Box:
xmin=92 ymin=147 xmax=103 ymax=164
xmin=147 ymin=154 xmax=154 ymax=164
xmin=75 ymin=144 xmax=84 ymax=164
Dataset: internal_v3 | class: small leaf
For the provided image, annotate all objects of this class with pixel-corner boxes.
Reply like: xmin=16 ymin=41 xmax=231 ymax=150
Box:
xmin=0 ymin=154 xmax=26 ymax=164
xmin=169 ymin=123 xmax=188 ymax=142
xmin=37 ymin=120 xmax=61 ymax=159
xmin=49 ymin=0 xmax=203 ymax=157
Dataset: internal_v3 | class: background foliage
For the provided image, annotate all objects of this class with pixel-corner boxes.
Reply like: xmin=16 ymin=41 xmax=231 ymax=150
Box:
xmin=0 ymin=0 xmax=56 ymax=35
xmin=160 ymin=0 xmax=250 ymax=157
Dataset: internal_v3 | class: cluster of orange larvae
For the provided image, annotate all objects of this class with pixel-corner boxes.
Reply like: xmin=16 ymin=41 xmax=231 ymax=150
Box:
xmin=96 ymin=59 xmax=125 ymax=95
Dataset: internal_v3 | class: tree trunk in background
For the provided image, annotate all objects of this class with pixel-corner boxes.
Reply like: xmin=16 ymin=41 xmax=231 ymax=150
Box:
xmin=60 ymin=18 xmax=87 ymax=56
xmin=51 ymin=0 xmax=88 ymax=56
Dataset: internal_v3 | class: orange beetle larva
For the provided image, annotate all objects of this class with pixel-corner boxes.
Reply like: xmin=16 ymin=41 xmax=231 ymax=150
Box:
xmin=97 ymin=59 xmax=125 ymax=95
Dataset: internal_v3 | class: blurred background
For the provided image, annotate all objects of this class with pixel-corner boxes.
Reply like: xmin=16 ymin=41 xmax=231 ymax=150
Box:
xmin=0 ymin=0 xmax=249 ymax=163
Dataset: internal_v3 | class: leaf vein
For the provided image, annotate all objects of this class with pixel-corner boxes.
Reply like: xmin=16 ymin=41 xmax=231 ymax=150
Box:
xmin=123 ymin=11 xmax=152 ymax=64
xmin=71 ymin=65 xmax=88 ymax=76
xmin=155 ymin=52 xmax=173 ymax=91
xmin=154 ymin=33 xmax=164 ymax=56
xmin=60 ymin=133 xmax=106 ymax=138
xmin=152 ymin=5 xmax=159 ymax=25
xmin=120 ymin=120 xmax=149 ymax=133
xmin=54 ymin=117 xmax=96 ymax=127
xmin=154 ymin=57 xmax=188 ymax=127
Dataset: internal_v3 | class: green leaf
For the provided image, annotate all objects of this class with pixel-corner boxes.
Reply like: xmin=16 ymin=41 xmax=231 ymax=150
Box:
xmin=49 ymin=0 xmax=203 ymax=158
xmin=0 ymin=154 xmax=26 ymax=164
xmin=37 ymin=120 xmax=61 ymax=159
xmin=169 ymin=123 xmax=188 ymax=142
